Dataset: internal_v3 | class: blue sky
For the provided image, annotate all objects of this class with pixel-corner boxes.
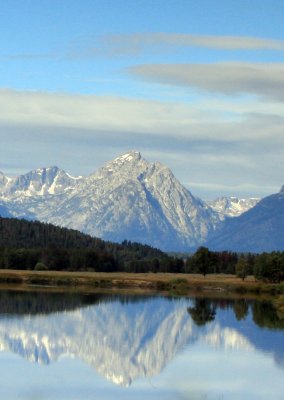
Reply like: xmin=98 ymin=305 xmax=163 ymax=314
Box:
xmin=0 ymin=0 xmax=284 ymax=198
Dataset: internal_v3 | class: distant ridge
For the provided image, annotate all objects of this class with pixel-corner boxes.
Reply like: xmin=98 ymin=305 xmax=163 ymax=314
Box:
xmin=207 ymin=197 xmax=260 ymax=220
xmin=206 ymin=186 xmax=284 ymax=252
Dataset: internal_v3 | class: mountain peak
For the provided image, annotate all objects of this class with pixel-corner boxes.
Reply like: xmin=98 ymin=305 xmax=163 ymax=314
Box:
xmin=113 ymin=151 xmax=142 ymax=164
xmin=92 ymin=151 xmax=148 ymax=179
xmin=36 ymin=165 xmax=59 ymax=172
xmin=280 ymin=185 xmax=284 ymax=193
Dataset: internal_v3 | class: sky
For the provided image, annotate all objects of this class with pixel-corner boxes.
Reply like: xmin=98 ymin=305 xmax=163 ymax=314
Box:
xmin=0 ymin=0 xmax=283 ymax=199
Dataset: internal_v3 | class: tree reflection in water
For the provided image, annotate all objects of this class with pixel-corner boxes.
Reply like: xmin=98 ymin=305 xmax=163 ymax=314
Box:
xmin=187 ymin=298 xmax=216 ymax=326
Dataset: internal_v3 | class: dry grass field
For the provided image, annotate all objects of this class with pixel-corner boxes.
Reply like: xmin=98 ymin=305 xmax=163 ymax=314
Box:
xmin=0 ymin=269 xmax=283 ymax=296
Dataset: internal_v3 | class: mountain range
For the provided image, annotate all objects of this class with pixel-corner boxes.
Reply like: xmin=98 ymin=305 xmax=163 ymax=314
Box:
xmin=0 ymin=151 xmax=282 ymax=252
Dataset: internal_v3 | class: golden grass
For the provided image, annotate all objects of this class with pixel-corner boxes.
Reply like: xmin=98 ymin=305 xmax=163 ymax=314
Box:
xmin=0 ymin=269 xmax=282 ymax=296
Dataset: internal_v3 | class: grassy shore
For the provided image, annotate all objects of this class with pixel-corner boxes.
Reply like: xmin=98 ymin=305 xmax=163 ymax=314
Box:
xmin=0 ymin=269 xmax=283 ymax=295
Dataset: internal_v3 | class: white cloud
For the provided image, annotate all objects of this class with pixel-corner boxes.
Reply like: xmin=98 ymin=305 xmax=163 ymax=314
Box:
xmin=0 ymin=88 xmax=283 ymax=142
xmin=98 ymin=33 xmax=284 ymax=56
xmin=5 ymin=33 xmax=284 ymax=62
xmin=0 ymin=89 xmax=282 ymax=198
xmin=0 ymin=89 xmax=199 ymax=135
xmin=128 ymin=62 xmax=284 ymax=101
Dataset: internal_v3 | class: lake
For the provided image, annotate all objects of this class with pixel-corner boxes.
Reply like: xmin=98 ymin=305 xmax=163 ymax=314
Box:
xmin=0 ymin=289 xmax=283 ymax=399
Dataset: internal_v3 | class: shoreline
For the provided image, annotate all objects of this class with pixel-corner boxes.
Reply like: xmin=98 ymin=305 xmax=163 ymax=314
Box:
xmin=0 ymin=269 xmax=283 ymax=296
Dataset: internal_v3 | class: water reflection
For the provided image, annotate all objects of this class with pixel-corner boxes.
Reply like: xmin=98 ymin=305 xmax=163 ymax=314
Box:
xmin=0 ymin=292 xmax=193 ymax=386
xmin=187 ymin=298 xmax=216 ymax=326
xmin=233 ymin=299 xmax=249 ymax=320
xmin=0 ymin=290 xmax=283 ymax=399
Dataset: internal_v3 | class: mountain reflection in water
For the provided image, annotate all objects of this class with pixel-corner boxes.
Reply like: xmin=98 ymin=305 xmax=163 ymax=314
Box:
xmin=0 ymin=290 xmax=283 ymax=391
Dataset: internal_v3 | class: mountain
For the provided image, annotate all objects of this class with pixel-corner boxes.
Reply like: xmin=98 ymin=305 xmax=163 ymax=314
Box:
xmin=206 ymin=186 xmax=284 ymax=252
xmin=207 ymin=196 xmax=260 ymax=220
xmin=0 ymin=152 xmax=220 ymax=251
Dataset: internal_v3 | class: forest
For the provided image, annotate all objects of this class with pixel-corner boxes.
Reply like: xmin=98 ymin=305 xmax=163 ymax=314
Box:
xmin=0 ymin=217 xmax=283 ymax=282
xmin=0 ymin=217 xmax=180 ymax=273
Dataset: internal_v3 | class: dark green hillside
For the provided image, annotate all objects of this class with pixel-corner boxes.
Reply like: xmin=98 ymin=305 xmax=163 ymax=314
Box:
xmin=0 ymin=216 xmax=105 ymax=249
xmin=0 ymin=217 xmax=181 ymax=272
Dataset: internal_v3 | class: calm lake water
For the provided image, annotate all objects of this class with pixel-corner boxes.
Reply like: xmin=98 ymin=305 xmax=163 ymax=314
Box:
xmin=0 ymin=290 xmax=283 ymax=400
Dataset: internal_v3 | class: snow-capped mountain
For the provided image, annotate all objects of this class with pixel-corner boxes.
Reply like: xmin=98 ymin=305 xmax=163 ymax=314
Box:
xmin=0 ymin=152 xmax=220 ymax=251
xmin=207 ymin=197 xmax=260 ymax=220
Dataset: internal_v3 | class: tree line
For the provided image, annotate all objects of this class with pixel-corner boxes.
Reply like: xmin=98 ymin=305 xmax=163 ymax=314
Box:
xmin=1 ymin=244 xmax=283 ymax=282
xmin=0 ymin=217 xmax=283 ymax=282
xmin=184 ymin=246 xmax=284 ymax=283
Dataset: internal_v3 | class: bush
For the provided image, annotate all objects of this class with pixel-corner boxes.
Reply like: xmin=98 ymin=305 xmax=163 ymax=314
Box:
xmin=34 ymin=262 xmax=48 ymax=271
xmin=169 ymin=278 xmax=188 ymax=295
